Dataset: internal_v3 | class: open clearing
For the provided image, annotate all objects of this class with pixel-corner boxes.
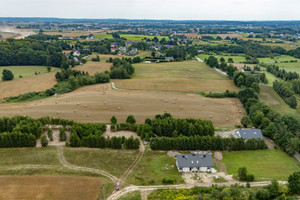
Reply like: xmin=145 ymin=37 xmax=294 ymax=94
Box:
xmin=0 ymin=175 xmax=105 ymax=200
xmin=114 ymin=61 xmax=238 ymax=92
xmin=222 ymin=149 xmax=300 ymax=181
xmin=275 ymin=62 xmax=300 ymax=73
xmin=0 ymin=83 xmax=244 ymax=127
xmin=0 ymin=71 xmax=57 ymax=99
xmin=0 ymin=66 xmax=57 ymax=80
xmin=75 ymin=61 xmax=111 ymax=75
xmin=126 ymin=150 xmax=184 ymax=185
xmin=259 ymin=85 xmax=300 ymax=117
xmin=64 ymin=148 xmax=139 ymax=178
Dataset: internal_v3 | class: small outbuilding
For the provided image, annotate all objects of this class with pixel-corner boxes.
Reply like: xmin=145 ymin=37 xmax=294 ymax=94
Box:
xmin=176 ymin=153 xmax=213 ymax=173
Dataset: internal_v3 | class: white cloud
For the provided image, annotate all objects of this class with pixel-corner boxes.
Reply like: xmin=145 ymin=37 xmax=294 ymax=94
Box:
xmin=0 ymin=0 xmax=299 ymax=20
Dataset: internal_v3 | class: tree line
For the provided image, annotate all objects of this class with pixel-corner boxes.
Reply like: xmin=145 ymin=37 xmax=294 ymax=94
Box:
xmin=109 ymin=58 xmax=135 ymax=79
xmin=150 ymin=136 xmax=267 ymax=151
xmin=273 ymin=80 xmax=298 ymax=109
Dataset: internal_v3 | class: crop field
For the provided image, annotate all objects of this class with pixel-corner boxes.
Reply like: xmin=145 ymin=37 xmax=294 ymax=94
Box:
xmin=216 ymin=33 xmax=243 ymax=39
xmin=260 ymin=42 xmax=299 ymax=50
xmin=0 ymin=66 xmax=57 ymax=80
xmin=197 ymin=54 xmax=246 ymax=63
xmin=64 ymin=148 xmax=139 ymax=177
xmin=259 ymin=85 xmax=300 ymax=117
xmin=126 ymin=150 xmax=184 ymax=185
xmin=0 ymin=71 xmax=57 ymax=99
xmin=0 ymin=175 xmax=105 ymax=200
xmin=95 ymin=34 xmax=168 ymax=41
xmin=222 ymin=149 xmax=300 ymax=181
xmin=0 ymin=83 xmax=245 ymax=127
xmin=113 ymin=61 xmax=239 ymax=92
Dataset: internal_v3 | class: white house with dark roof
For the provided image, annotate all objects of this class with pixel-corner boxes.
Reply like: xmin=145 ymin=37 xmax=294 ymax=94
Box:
xmin=176 ymin=153 xmax=213 ymax=173
xmin=233 ymin=128 xmax=263 ymax=141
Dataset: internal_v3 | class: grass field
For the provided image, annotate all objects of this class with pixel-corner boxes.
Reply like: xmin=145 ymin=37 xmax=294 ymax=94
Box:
xmin=0 ymin=175 xmax=106 ymax=200
xmin=0 ymin=70 xmax=58 ymax=99
xmin=126 ymin=150 xmax=184 ymax=185
xmin=263 ymin=71 xmax=280 ymax=86
xmin=64 ymin=148 xmax=139 ymax=178
xmin=197 ymin=54 xmax=246 ymax=63
xmin=118 ymin=191 xmax=141 ymax=200
xmin=0 ymin=66 xmax=57 ymax=80
xmin=222 ymin=149 xmax=300 ymax=181
xmin=0 ymin=83 xmax=244 ymax=127
xmin=95 ymin=34 xmax=168 ymax=41
xmin=0 ymin=147 xmax=59 ymax=166
xmin=275 ymin=62 xmax=300 ymax=73
xmin=258 ymin=55 xmax=300 ymax=63
xmin=260 ymin=42 xmax=299 ymax=50
xmin=75 ymin=61 xmax=111 ymax=75
xmin=114 ymin=61 xmax=239 ymax=92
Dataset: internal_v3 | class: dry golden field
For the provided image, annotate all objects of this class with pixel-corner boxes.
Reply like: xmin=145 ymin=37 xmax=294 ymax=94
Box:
xmin=0 ymin=83 xmax=245 ymax=127
xmin=0 ymin=175 xmax=104 ymax=200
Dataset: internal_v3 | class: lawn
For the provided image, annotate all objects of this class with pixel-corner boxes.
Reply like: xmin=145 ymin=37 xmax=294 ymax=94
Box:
xmin=0 ymin=66 xmax=57 ymax=80
xmin=263 ymin=71 xmax=280 ymax=86
xmin=222 ymin=149 xmax=300 ymax=181
xmin=197 ymin=53 xmax=246 ymax=63
xmin=0 ymin=147 xmax=59 ymax=167
xmin=114 ymin=61 xmax=238 ymax=92
xmin=126 ymin=150 xmax=184 ymax=185
xmin=64 ymin=148 xmax=139 ymax=178
xmin=118 ymin=191 xmax=141 ymax=200
xmin=259 ymin=84 xmax=300 ymax=117
xmin=95 ymin=34 xmax=168 ymax=41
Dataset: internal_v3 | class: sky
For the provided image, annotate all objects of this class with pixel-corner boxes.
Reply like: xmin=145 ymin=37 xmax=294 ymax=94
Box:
xmin=1 ymin=0 xmax=300 ymax=21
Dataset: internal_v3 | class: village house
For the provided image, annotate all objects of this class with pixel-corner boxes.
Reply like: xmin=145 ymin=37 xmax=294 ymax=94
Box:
xmin=118 ymin=46 xmax=127 ymax=52
xmin=165 ymin=57 xmax=174 ymax=62
xmin=155 ymin=52 xmax=164 ymax=57
xmin=233 ymin=128 xmax=263 ymax=141
xmin=176 ymin=153 xmax=213 ymax=173
xmin=73 ymin=50 xmax=80 ymax=57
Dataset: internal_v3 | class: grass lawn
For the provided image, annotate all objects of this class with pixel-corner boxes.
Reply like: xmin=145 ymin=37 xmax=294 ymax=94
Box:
xmin=126 ymin=150 xmax=184 ymax=185
xmin=0 ymin=147 xmax=59 ymax=166
xmin=64 ymin=148 xmax=139 ymax=178
xmin=0 ymin=66 xmax=57 ymax=81
xmin=263 ymin=71 xmax=280 ymax=86
xmin=118 ymin=191 xmax=141 ymax=200
xmin=259 ymin=84 xmax=300 ymax=117
xmin=95 ymin=34 xmax=168 ymax=41
xmin=114 ymin=61 xmax=238 ymax=92
xmin=197 ymin=53 xmax=246 ymax=63
xmin=222 ymin=149 xmax=300 ymax=181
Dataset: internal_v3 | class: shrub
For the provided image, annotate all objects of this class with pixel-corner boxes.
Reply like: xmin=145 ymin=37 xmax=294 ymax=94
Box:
xmin=59 ymin=127 xmax=67 ymax=141
xmin=41 ymin=135 xmax=48 ymax=147
xmin=47 ymin=128 xmax=53 ymax=141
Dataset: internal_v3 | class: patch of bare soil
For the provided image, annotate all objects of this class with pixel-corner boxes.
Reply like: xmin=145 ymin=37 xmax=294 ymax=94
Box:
xmin=214 ymin=152 xmax=223 ymax=161
xmin=264 ymin=137 xmax=275 ymax=149
xmin=167 ymin=151 xmax=180 ymax=157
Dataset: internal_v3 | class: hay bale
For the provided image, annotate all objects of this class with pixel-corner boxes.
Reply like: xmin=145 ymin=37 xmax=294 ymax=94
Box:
xmin=173 ymin=102 xmax=176 ymax=104
xmin=86 ymin=114 xmax=90 ymax=117
xmin=77 ymin=103 xmax=80 ymax=106
xmin=20 ymin=108 xmax=23 ymax=111
xmin=165 ymin=100 xmax=168 ymax=103
xmin=175 ymin=97 xmax=177 ymax=100
xmin=201 ymin=104 xmax=204 ymax=106
xmin=118 ymin=107 xmax=121 ymax=110
xmin=209 ymin=115 xmax=212 ymax=118
xmin=84 ymin=105 xmax=87 ymax=108
xmin=226 ymin=118 xmax=229 ymax=121
xmin=104 ymin=102 xmax=106 ymax=105
xmin=55 ymin=102 xmax=58 ymax=104
xmin=238 ymin=110 xmax=242 ymax=113
xmin=74 ymin=110 xmax=77 ymax=113
xmin=161 ymin=99 xmax=163 ymax=101
xmin=57 ymin=111 xmax=60 ymax=114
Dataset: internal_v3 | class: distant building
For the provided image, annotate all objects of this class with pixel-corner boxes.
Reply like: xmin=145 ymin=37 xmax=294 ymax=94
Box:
xmin=155 ymin=52 xmax=164 ymax=57
xmin=165 ymin=57 xmax=174 ymax=62
xmin=73 ymin=50 xmax=80 ymax=57
xmin=119 ymin=46 xmax=126 ymax=52
xmin=176 ymin=153 xmax=213 ymax=173
xmin=233 ymin=128 xmax=263 ymax=141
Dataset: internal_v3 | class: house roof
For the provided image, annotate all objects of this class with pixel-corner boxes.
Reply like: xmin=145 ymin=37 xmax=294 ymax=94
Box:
xmin=236 ymin=128 xmax=263 ymax=140
xmin=176 ymin=154 xmax=213 ymax=168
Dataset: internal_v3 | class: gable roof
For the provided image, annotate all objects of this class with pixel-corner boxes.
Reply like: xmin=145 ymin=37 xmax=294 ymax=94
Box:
xmin=236 ymin=128 xmax=263 ymax=140
xmin=176 ymin=154 xmax=213 ymax=168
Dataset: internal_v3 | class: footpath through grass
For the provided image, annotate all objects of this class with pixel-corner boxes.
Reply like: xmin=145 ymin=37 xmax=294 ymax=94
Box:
xmin=222 ymin=149 xmax=300 ymax=181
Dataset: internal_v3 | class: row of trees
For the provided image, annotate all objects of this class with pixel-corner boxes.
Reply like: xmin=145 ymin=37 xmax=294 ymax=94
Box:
xmin=150 ymin=136 xmax=267 ymax=151
xmin=69 ymin=134 xmax=140 ymax=149
xmin=109 ymin=58 xmax=135 ymax=79
xmin=267 ymin=65 xmax=299 ymax=81
xmin=273 ymin=80 xmax=298 ymax=109
xmin=205 ymin=56 xmax=238 ymax=78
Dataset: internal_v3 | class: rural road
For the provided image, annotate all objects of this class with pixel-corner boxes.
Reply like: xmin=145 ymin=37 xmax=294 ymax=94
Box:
xmin=195 ymin=56 xmax=228 ymax=76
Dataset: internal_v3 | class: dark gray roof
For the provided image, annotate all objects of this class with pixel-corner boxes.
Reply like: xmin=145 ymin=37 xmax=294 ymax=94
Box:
xmin=236 ymin=129 xmax=263 ymax=140
xmin=176 ymin=154 xmax=213 ymax=168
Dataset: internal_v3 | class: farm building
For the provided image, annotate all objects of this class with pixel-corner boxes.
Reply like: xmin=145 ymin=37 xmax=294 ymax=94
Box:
xmin=176 ymin=153 xmax=213 ymax=173
xmin=233 ymin=128 xmax=263 ymax=141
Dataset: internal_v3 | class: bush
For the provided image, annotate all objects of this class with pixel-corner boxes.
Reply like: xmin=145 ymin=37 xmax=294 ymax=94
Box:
xmin=47 ymin=128 xmax=54 ymax=141
xmin=126 ymin=115 xmax=136 ymax=124
xmin=162 ymin=178 xmax=176 ymax=184
xmin=2 ymin=69 xmax=14 ymax=81
xmin=41 ymin=135 xmax=48 ymax=147
xmin=59 ymin=127 xmax=67 ymax=141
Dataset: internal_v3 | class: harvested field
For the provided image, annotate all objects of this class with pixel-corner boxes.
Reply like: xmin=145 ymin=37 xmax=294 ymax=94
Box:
xmin=216 ymin=33 xmax=243 ymax=39
xmin=0 ymin=175 xmax=105 ymax=200
xmin=0 ymin=71 xmax=57 ymax=99
xmin=114 ymin=61 xmax=239 ymax=92
xmin=44 ymin=30 xmax=107 ymax=37
xmin=0 ymin=83 xmax=245 ymax=127
xmin=75 ymin=61 xmax=111 ymax=75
